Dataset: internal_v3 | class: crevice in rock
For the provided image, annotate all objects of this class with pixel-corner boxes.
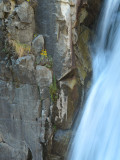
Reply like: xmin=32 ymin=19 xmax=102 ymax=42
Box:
xmin=42 ymin=142 xmax=47 ymax=160
xmin=27 ymin=148 xmax=33 ymax=160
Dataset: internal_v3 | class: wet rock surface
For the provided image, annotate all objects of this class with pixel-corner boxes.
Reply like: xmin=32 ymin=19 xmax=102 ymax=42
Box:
xmin=52 ymin=130 xmax=71 ymax=158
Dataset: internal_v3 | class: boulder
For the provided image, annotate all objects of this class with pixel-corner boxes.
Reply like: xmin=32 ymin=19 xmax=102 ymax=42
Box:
xmin=12 ymin=64 xmax=36 ymax=84
xmin=32 ymin=35 xmax=44 ymax=54
xmin=0 ymin=142 xmax=28 ymax=160
xmin=6 ymin=1 xmax=35 ymax=44
xmin=52 ymin=129 xmax=71 ymax=158
xmin=16 ymin=2 xmax=34 ymax=23
xmin=16 ymin=55 xmax=35 ymax=71
xmin=36 ymin=65 xmax=52 ymax=88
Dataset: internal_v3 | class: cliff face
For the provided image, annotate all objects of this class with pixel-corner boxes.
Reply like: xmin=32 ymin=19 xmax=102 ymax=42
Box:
xmin=0 ymin=0 xmax=101 ymax=160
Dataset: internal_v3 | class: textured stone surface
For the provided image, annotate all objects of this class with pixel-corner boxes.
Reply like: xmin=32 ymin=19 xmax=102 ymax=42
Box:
xmin=16 ymin=2 xmax=34 ymax=23
xmin=16 ymin=55 xmax=35 ymax=71
xmin=54 ymin=75 xmax=79 ymax=130
xmin=0 ymin=0 xmax=102 ymax=159
xmin=6 ymin=1 xmax=35 ymax=44
xmin=0 ymin=80 xmax=43 ymax=160
xmin=0 ymin=1 xmax=4 ymax=18
xmin=75 ymin=25 xmax=92 ymax=85
xmin=48 ymin=154 xmax=62 ymax=160
xmin=0 ymin=58 xmax=53 ymax=159
xmin=0 ymin=142 xmax=28 ymax=160
xmin=36 ymin=65 xmax=52 ymax=87
xmin=52 ymin=129 xmax=71 ymax=157
xmin=35 ymin=0 xmax=73 ymax=79
xmin=32 ymin=35 xmax=44 ymax=54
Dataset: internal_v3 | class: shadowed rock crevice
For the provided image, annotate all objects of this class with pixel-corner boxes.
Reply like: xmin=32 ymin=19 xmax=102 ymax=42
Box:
xmin=73 ymin=0 xmax=102 ymax=98
xmin=27 ymin=148 xmax=33 ymax=160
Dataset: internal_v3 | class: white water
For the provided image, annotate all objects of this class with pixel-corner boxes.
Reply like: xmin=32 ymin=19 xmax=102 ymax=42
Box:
xmin=68 ymin=0 xmax=120 ymax=160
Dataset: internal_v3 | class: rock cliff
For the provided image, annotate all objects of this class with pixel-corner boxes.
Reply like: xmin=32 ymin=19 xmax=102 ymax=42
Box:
xmin=0 ymin=0 xmax=101 ymax=159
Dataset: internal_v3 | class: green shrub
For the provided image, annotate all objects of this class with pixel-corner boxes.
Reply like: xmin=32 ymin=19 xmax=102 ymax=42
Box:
xmin=49 ymin=75 xmax=58 ymax=102
xmin=45 ymin=56 xmax=53 ymax=69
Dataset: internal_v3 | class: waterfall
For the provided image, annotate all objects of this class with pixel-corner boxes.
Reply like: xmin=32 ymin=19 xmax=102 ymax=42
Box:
xmin=68 ymin=0 xmax=120 ymax=160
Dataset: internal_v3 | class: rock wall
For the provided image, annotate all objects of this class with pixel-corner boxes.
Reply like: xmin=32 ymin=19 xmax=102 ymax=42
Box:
xmin=0 ymin=0 xmax=102 ymax=160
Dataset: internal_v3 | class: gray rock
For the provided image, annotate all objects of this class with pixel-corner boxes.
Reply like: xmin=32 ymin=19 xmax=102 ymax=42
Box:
xmin=16 ymin=2 xmax=34 ymax=23
xmin=55 ymin=76 xmax=79 ymax=130
xmin=48 ymin=154 xmax=62 ymax=160
xmin=16 ymin=0 xmax=25 ymax=5
xmin=0 ymin=1 xmax=4 ymax=18
xmin=0 ymin=79 xmax=43 ymax=160
xmin=16 ymin=55 xmax=35 ymax=71
xmin=12 ymin=64 xmax=36 ymax=84
xmin=35 ymin=0 xmax=56 ymax=57
xmin=0 ymin=133 xmax=3 ymax=142
xmin=32 ymin=35 xmax=44 ymax=54
xmin=29 ymin=0 xmax=38 ymax=8
xmin=3 ymin=0 xmax=11 ymax=13
xmin=75 ymin=25 xmax=92 ymax=85
xmin=0 ymin=61 xmax=12 ymax=81
xmin=6 ymin=1 xmax=35 ymax=44
xmin=0 ymin=0 xmax=102 ymax=160
xmin=0 ymin=142 xmax=28 ymax=160
xmin=42 ymin=98 xmax=51 ymax=117
xmin=0 ymin=59 xmax=53 ymax=159
xmin=35 ymin=0 xmax=73 ymax=80
xmin=36 ymin=65 xmax=52 ymax=88
xmin=40 ymin=87 xmax=50 ymax=100
xmin=52 ymin=129 xmax=71 ymax=157
xmin=40 ymin=98 xmax=51 ymax=143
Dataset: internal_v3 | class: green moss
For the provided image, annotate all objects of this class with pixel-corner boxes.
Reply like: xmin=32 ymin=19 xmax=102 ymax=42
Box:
xmin=53 ymin=125 xmax=57 ymax=132
xmin=33 ymin=33 xmax=38 ymax=38
xmin=49 ymin=75 xmax=58 ymax=102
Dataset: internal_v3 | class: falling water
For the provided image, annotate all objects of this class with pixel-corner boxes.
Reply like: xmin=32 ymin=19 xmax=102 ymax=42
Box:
xmin=68 ymin=0 xmax=120 ymax=160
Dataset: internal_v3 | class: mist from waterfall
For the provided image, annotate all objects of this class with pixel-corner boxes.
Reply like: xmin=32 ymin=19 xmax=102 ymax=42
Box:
xmin=68 ymin=0 xmax=120 ymax=160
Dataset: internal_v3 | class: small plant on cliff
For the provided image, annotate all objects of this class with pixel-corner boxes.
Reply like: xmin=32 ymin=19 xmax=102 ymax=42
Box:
xmin=41 ymin=50 xmax=53 ymax=67
xmin=45 ymin=56 xmax=53 ymax=69
xmin=53 ymin=125 xmax=57 ymax=132
xmin=49 ymin=75 xmax=58 ymax=102
xmin=34 ymin=33 xmax=38 ymax=38
xmin=12 ymin=40 xmax=31 ymax=57
xmin=40 ymin=49 xmax=47 ymax=58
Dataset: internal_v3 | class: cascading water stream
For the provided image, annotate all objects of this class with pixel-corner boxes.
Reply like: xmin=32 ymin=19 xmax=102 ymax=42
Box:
xmin=68 ymin=0 xmax=120 ymax=160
